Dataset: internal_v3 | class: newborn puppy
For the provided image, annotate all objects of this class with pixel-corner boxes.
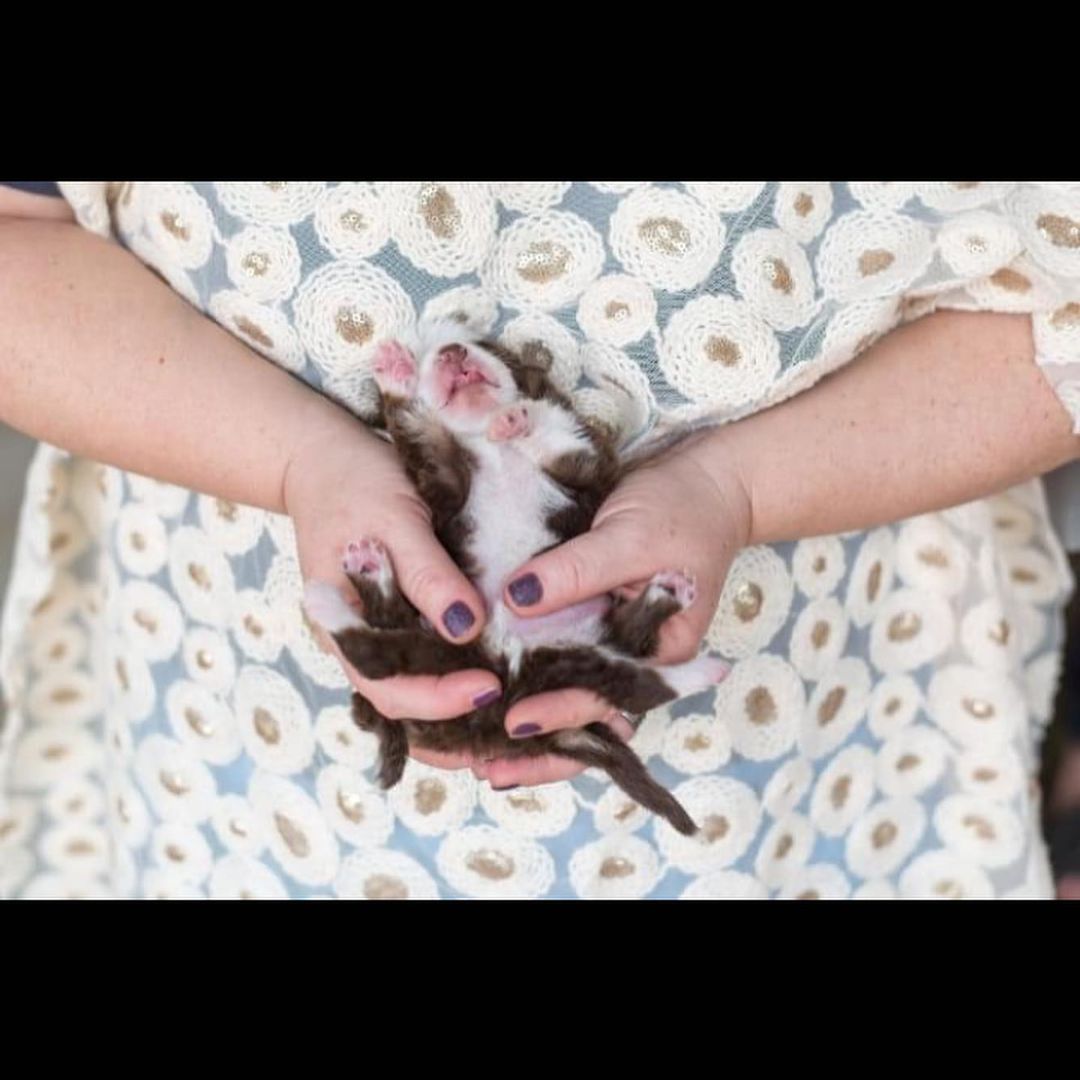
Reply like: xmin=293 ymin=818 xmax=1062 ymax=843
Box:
xmin=304 ymin=321 xmax=727 ymax=835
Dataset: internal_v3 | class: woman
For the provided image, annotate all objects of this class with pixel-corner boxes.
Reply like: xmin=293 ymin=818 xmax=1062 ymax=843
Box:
xmin=1 ymin=180 xmax=1078 ymax=899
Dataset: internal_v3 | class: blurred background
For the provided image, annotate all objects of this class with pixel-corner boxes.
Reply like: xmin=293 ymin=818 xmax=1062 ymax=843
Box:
xmin=0 ymin=423 xmax=33 ymax=600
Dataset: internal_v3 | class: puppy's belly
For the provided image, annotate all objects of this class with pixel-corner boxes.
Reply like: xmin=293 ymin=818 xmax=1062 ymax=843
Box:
xmin=505 ymin=595 xmax=611 ymax=646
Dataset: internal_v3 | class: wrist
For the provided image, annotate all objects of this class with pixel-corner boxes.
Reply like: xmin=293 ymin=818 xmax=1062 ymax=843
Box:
xmin=681 ymin=423 xmax=755 ymax=551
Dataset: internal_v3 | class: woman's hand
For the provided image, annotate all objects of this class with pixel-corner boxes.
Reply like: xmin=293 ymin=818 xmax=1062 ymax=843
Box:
xmin=283 ymin=411 xmax=503 ymax=772
xmin=481 ymin=430 xmax=752 ymax=789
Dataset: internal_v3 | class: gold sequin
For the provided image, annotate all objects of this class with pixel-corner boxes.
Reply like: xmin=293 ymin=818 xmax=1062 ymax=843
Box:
xmin=414 ymin=778 xmax=447 ymax=816
xmin=364 ymin=874 xmax=408 ymax=900
xmin=253 ymin=707 xmax=281 ymax=745
xmin=42 ymin=744 xmax=69 ymax=761
xmin=337 ymin=789 xmax=366 ymax=824
xmin=866 ymin=562 xmax=883 ymax=602
xmin=1050 ymin=302 xmax=1080 ymax=329
xmin=858 ymin=249 xmax=895 ymax=277
xmin=962 ymin=814 xmax=996 ymax=841
xmin=774 ymin=833 xmax=794 ymax=859
xmin=1037 ymin=212 xmax=1080 ymax=249
xmin=871 ymin=821 xmax=897 ymax=849
xmin=0 ymin=820 xmax=16 ymax=841
xmin=49 ymin=532 xmax=71 ymax=553
xmin=812 ymin=556 xmax=826 ymax=573
xmin=233 ymin=315 xmax=274 ymax=349
xmin=263 ymin=182 xmax=286 ymax=192
xmin=165 ymin=844 xmax=186 ymax=863
xmin=50 ymin=686 xmax=80 ymax=705
xmin=241 ymin=251 xmax=270 ymax=277
xmin=917 ymin=546 xmax=949 ymax=568
xmin=334 ymin=307 xmax=374 ymax=346
xmin=763 ymin=256 xmax=794 ymax=294
xmin=988 ymin=620 xmax=1011 ymax=646
xmin=934 ymin=879 xmax=963 ymax=899
xmin=705 ymin=335 xmax=741 ymax=367
xmin=159 ymin=770 xmax=190 ymax=796
xmin=965 ymin=235 xmax=988 ymax=254
xmin=745 ymin=686 xmax=777 ymax=726
xmin=733 ymin=581 xmax=764 ymax=622
xmin=684 ymin=733 xmax=712 ymax=752
xmin=185 ymin=707 xmax=213 ymax=738
xmin=187 ymin=565 xmax=210 ymax=591
xmin=599 ymin=857 xmax=636 ymax=879
xmin=339 ymin=209 xmax=367 ymax=233
xmin=160 ymin=211 xmax=190 ymax=241
xmin=830 ymin=776 xmax=851 ymax=810
xmin=990 ymin=268 xmax=1031 ymax=293
xmin=466 ymin=849 xmax=515 ymax=880
xmin=884 ymin=696 xmax=902 ymax=716
xmin=215 ymin=498 xmax=239 ymax=522
xmin=896 ymin=754 xmax=921 ymax=772
xmin=66 ymin=839 xmax=96 ymax=857
xmin=229 ymin=818 xmax=248 ymax=838
xmin=614 ymin=802 xmax=638 ymax=822
xmin=887 ymin=612 xmax=922 ymax=642
xmin=604 ymin=300 xmax=631 ymax=321
xmin=638 ymin=216 xmax=692 ymax=257
xmin=418 ymin=184 xmax=461 ymax=239
xmin=962 ymin=697 xmax=995 ymax=720
xmin=795 ymin=889 xmax=820 ymax=900
xmin=817 ymin=686 xmax=846 ymax=726
xmin=115 ymin=659 xmax=130 ymax=693
xmin=1011 ymin=567 xmax=1038 ymax=584
xmin=794 ymin=192 xmax=814 ymax=217
xmin=130 ymin=531 xmax=147 ymax=552
xmin=810 ymin=621 xmax=831 ymax=649
xmin=275 ymin=813 xmax=310 ymax=858
xmin=703 ymin=815 xmax=730 ymax=843
xmin=507 ymin=791 xmax=546 ymax=813
xmin=973 ymin=767 xmax=998 ymax=783
xmin=243 ymin=615 xmax=265 ymax=638
xmin=516 ymin=241 xmax=571 ymax=284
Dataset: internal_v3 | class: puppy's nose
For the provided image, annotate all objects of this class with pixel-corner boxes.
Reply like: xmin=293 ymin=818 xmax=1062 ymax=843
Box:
xmin=439 ymin=344 xmax=468 ymax=365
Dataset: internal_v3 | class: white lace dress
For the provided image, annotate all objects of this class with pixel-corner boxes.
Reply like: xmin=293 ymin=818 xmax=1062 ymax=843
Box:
xmin=2 ymin=181 xmax=1080 ymax=899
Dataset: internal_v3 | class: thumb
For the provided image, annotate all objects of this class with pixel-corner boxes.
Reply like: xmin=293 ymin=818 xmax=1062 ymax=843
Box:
xmin=389 ymin=521 xmax=488 ymax=644
xmin=504 ymin=514 xmax=651 ymax=617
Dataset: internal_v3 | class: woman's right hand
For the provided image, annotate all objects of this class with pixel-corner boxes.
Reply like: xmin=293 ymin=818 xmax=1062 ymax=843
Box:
xmin=283 ymin=404 xmax=502 ymax=772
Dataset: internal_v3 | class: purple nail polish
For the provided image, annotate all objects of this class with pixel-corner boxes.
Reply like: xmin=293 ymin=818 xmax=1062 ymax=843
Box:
xmin=508 ymin=573 xmax=542 ymax=607
xmin=511 ymin=722 xmax=542 ymax=738
xmin=473 ymin=688 xmax=502 ymax=708
xmin=442 ymin=601 xmax=475 ymax=638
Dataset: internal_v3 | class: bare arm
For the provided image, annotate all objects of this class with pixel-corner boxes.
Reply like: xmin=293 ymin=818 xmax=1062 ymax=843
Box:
xmin=0 ymin=187 xmax=501 ymax=723
xmin=488 ymin=308 xmax=1080 ymax=787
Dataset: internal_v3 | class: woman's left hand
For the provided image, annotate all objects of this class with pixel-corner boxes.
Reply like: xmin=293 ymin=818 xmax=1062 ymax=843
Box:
xmin=479 ymin=428 xmax=750 ymax=789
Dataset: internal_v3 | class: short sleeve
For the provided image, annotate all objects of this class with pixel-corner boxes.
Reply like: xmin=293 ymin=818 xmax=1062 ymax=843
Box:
xmin=0 ymin=181 xmax=62 ymax=198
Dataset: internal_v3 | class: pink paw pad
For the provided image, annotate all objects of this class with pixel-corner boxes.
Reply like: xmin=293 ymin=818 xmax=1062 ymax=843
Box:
xmin=343 ymin=538 xmax=390 ymax=578
xmin=488 ymin=404 xmax=531 ymax=442
xmin=372 ymin=341 xmax=417 ymax=397
xmin=652 ymin=570 xmax=697 ymax=610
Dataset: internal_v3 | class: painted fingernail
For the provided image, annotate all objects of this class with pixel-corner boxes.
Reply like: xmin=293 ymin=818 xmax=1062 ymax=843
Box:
xmin=511 ymin=722 xmax=542 ymax=738
xmin=473 ymin=688 xmax=502 ymax=708
xmin=442 ymin=601 xmax=475 ymax=638
xmin=508 ymin=573 xmax=542 ymax=606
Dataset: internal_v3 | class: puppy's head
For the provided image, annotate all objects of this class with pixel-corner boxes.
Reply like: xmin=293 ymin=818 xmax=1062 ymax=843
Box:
xmin=373 ymin=320 xmax=519 ymax=435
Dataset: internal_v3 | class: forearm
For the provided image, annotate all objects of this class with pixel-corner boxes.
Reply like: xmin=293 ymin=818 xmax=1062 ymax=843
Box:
xmin=0 ymin=217 xmax=360 ymax=513
xmin=697 ymin=310 xmax=1080 ymax=546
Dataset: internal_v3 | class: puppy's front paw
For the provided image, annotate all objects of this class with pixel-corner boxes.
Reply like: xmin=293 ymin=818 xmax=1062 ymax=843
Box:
xmin=343 ymin=538 xmax=394 ymax=596
xmin=649 ymin=570 xmax=697 ymax=610
xmin=372 ymin=340 xmax=418 ymax=399
xmin=487 ymin=404 xmax=531 ymax=442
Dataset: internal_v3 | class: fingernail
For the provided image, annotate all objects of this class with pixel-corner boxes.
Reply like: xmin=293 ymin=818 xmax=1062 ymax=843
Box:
xmin=442 ymin=601 xmax=475 ymax=638
xmin=473 ymin=688 xmax=502 ymax=708
xmin=508 ymin=574 xmax=542 ymax=607
xmin=511 ymin=722 xmax=542 ymax=738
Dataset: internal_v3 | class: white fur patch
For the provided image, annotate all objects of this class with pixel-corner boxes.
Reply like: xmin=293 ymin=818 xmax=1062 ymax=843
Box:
xmin=303 ymin=582 xmax=363 ymax=634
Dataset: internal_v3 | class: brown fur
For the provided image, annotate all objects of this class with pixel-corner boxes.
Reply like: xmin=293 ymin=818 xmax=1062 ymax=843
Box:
xmin=336 ymin=339 xmax=702 ymax=835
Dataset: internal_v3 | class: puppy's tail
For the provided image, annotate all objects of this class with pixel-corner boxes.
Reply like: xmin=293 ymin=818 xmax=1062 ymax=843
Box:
xmin=550 ymin=724 xmax=699 ymax=837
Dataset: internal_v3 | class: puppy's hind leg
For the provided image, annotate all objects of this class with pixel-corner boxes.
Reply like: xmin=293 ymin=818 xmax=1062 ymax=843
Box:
xmin=604 ymin=570 xmax=697 ymax=658
xmin=352 ymin=692 xmax=409 ymax=789
xmin=550 ymin=724 xmax=699 ymax=836
xmin=342 ymin=538 xmax=419 ymax=630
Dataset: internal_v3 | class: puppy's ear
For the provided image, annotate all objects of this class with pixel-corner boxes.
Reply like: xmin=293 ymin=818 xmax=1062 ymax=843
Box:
xmin=480 ymin=339 xmax=569 ymax=405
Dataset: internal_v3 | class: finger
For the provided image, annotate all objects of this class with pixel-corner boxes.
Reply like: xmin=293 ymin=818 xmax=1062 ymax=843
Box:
xmin=353 ymin=668 xmax=502 ymax=722
xmin=504 ymin=688 xmax=611 ymax=738
xmin=389 ymin=518 xmax=489 ymax=645
xmin=484 ymin=754 xmax=588 ymax=789
xmin=503 ymin=516 xmax=651 ymax=618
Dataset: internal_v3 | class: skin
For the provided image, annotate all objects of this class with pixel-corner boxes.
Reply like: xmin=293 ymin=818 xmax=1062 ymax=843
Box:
xmin=5 ymin=189 xmax=1080 ymax=884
